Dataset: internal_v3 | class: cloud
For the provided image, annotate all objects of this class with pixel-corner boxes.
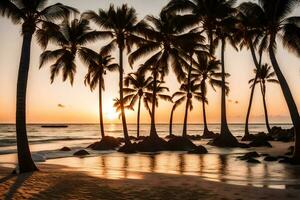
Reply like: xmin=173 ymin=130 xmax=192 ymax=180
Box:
xmin=57 ymin=104 xmax=65 ymax=108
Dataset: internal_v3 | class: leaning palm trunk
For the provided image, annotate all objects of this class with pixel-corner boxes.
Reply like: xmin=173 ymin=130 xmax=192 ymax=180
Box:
xmin=150 ymin=70 xmax=159 ymax=139
xmin=202 ymin=96 xmax=209 ymax=134
xmin=201 ymin=80 xmax=210 ymax=137
xmin=220 ymin=39 xmax=231 ymax=136
xmin=16 ymin=30 xmax=38 ymax=173
xmin=260 ymin=82 xmax=271 ymax=133
xmin=119 ymin=48 xmax=130 ymax=145
xmin=182 ymin=59 xmax=192 ymax=138
xmin=269 ymin=44 xmax=300 ymax=161
xmin=99 ymin=78 xmax=105 ymax=138
xmin=169 ymin=106 xmax=176 ymax=136
xmin=244 ymin=74 xmax=258 ymax=138
xmin=244 ymin=42 xmax=261 ymax=138
xmin=137 ymin=96 xmax=141 ymax=138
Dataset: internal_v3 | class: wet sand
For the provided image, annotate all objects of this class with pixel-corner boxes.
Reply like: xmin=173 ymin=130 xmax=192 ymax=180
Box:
xmin=1 ymin=164 xmax=300 ymax=200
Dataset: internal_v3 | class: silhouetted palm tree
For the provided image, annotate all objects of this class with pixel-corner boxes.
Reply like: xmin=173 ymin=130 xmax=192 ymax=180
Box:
xmin=253 ymin=0 xmax=300 ymax=162
xmin=113 ymin=98 xmax=134 ymax=119
xmin=124 ymin=71 xmax=153 ymax=138
xmin=0 ymin=0 xmax=77 ymax=173
xmin=165 ymin=0 xmax=239 ymax=146
xmin=249 ymin=64 xmax=279 ymax=133
xmin=173 ymin=79 xmax=202 ymax=137
xmin=129 ymin=11 xmax=195 ymax=139
xmin=213 ymin=13 xmax=240 ymax=146
xmin=40 ymin=17 xmax=105 ymax=84
xmin=193 ymin=55 xmax=224 ymax=137
xmin=236 ymin=2 xmax=265 ymax=139
xmin=83 ymin=4 xmax=147 ymax=145
xmin=84 ymin=54 xmax=119 ymax=138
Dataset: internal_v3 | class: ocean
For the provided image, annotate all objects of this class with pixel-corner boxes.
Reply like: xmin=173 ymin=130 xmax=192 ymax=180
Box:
xmin=1 ymin=123 xmax=300 ymax=189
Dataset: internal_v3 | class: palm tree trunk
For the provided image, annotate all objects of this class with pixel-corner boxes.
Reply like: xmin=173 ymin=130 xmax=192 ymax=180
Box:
xmin=269 ymin=46 xmax=300 ymax=161
xmin=182 ymin=56 xmax=192 ymax=138
xmin=119 ymin=48 xmax=130 ymax=145
xmin=169 ymin=106 xmax=175 ymax=136
xmin=16 ymin=31 xmax=38 ymax=173
xmin=137 ymin=96 xmax=141 ymax=138
xmin=244 ymin=75 xmax=258 ymax=138
xmin=220 ymin=38 xmax=231 ymax=136
xmin=99 ymin=78 xmax=105 ymax=138
xmin=244 ymin=42 xmax=261 ymax=138
xmin=150 ymin=70 xmax=159 ymax=139
xmin=260 ymin=82 xmax=271 ymax=133
xmin=202 ymin=95 xmax=209 ymax=133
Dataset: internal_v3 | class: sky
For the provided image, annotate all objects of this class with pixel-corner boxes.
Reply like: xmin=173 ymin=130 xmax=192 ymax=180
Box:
xmin=0 ymin=0 xmax=300 ymax=124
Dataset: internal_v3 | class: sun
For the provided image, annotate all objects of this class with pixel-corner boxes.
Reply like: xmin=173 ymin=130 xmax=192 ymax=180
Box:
xmin=105 ymin=107 xmax=119 ymax=120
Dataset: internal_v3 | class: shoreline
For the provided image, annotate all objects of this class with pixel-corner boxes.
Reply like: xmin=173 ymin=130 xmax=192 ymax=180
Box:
xmin=1 ymin=164 xmax=300 ymax=200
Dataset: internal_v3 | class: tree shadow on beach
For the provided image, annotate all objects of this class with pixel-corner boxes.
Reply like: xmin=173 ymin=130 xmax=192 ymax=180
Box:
xmin=4 ymin=172 xmax=33 ymax=200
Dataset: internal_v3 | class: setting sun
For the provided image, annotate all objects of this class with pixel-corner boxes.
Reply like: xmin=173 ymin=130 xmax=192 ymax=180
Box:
xmin=105 ymin=107 xmax=119 ymax=120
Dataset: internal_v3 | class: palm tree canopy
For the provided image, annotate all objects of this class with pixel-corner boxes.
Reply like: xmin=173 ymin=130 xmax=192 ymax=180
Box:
xmin=253 ymin=0 xmax=300 ymax=56
xmin=129 ymin=10 xmax=206 ymax=82
xmin=0 ymin=0 xmax=78 ymax=33
xmin=39 ymin=17 xmax=106 ymax=85
xmin=123 ymin=71 xmax=153 ymax=113
xmin=249 ymin=63 xmax=279 ymax=86
xmin=192 ymin=54 xmax=229 ymax=96
xmin=84 ymin=54 xmax=119 ymax=91
xmin=83 ymin=4 xmax=148 ymax=54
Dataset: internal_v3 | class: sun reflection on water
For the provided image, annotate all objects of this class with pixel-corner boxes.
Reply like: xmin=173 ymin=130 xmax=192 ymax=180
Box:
xmin=46 ymin=152 xmax=300 ymax=189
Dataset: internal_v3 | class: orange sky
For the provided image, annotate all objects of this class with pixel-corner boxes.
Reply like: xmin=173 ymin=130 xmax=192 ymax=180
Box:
xmin=0 ymin=0 xmax=300 ymax=124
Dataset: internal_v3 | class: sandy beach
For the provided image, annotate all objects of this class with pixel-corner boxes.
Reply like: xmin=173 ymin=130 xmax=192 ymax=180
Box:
xmin=0 ymin=164 xmax=299 ymax=200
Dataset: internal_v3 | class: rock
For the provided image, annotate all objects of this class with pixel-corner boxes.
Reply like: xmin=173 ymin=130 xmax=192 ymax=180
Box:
xmin=188 ymin=145 xmax=208 ymax=154
xmin=241 ymin=134 xmax=256 ymax=141
xmin=88 ymin=136 xmax=121 ymax=150
xmin=166 ymin=136 xmax=197 ymax=151
xmin=165 ymin=134 xmax=177 ymax=140
xmin=73 ymin=149 xmax=89 ymax=156
xmin=261 ymin=153 xmax=270 ymax=157
xmin=238 ymin=143 xmax=250 ymax=148
xmin=201 ymin=130 xmax=219 ymax=139
xmin=278 ymin=157 xmax=300 ymax=165
xmin=60 ymin=146 xmax=71 ymax=151
xmin=269 ymin=126 xmax=294 ymax=142
xmin=188 ymin=135 xmax=202 ymax=141
xmin=118 ymin=143 xmax=137 ymax=154
xmin=264 ymin=156 xmax=278 ymax=162
xmin=134 ymin=136 xmax=168 ymax=152
xmin=209 ymin=133 xmax=241 ymax=148
xmin=247 ymin=158 xmax=261 ymax=163
xmin=238 ymin=151 xmax=260 ymax=160
xmin=248 ymin=138 xmax=272 ymax=147
xmin=32 ymin=154 xmax=46 ymax=162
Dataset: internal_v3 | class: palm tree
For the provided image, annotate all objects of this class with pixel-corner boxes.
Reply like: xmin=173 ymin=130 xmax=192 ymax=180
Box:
xmin=40 ymin=17 xmax=107 ymax=84
xmin=193 ymin=55 xmax=224 ymax=138
xmin=236 ymin=2 xmax=265 ymax=140
xmin=249 ymin=64 xmax=279 ymax=133
xmin=84 ymin=54 xmax=119 ymax=139
xmin=212 ymin=14 xmax=240 ymax=147
xmin=83 ymin=4 xmax=147 ymax=146
xmin=0 ymin=0 xmax=77 ymax=173
xmin=124 ymin=71 xmax=153 ymax=138
xmin=165 ymin=0 xmax=240 ymax=146
xmin=172 ymin=79 xmax=202 ymax=137
xmin=252 ymin=0 xmax=300 ymax=162
xmin=129 ymin=11 xmax=197 ymax=139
